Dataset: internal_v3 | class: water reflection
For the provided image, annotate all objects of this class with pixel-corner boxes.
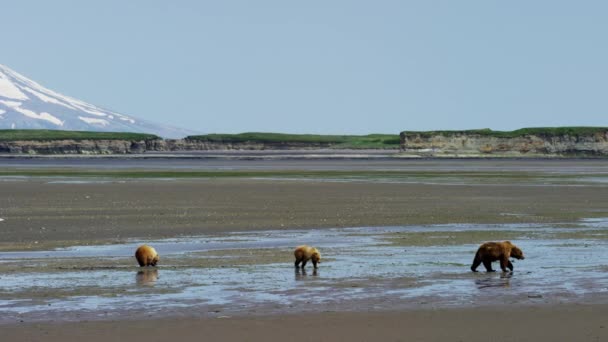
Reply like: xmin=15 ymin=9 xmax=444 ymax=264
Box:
xmin=136 ymin=268 xmax=158 ymax=286
xmin=475 ymin=272 xmax=512 ymax=290
xmin=295 ymin=267 xmax=318 ymax=280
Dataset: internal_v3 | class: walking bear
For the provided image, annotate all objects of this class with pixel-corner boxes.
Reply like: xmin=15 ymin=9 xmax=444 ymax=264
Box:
xmin=471 ymin=241 xmax=524 ymax=272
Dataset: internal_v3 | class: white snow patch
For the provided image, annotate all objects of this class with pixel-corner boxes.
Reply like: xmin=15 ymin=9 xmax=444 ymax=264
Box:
xmin=21 ymin=86 xmax=77 ymax=110
xmin=119 ymin=117 xmax=136 ymax=124
xmin=13 ymin=106 xmax=64 ymax=126
xmin=39 ymin=112 xmax=64 ymax=126
xmin=0 ymin=100 xmax=22 ymax=108
xmin=0 ymin=218 xmax=4 ymax=222
xmin=78 ymin=116 xmax=110 ymax=126
xmin=78 ymin=108 xmax=107 ymax=117
xmin=0 ymin=73 xmax=29 ymax=100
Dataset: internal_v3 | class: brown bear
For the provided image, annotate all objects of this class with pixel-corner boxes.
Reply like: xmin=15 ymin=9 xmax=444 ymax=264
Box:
xmin=294 ymin=245 xmax=321 ymax=269
xmin=471 ymin=241 xmax=524 ymax=272
xmin=135 ymin=244 xmax=159 ymax=267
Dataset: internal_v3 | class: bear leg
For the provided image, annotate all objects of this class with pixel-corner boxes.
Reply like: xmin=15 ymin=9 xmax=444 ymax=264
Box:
xmin=312 ymin=260 xmax=318 ymax=269
xmin=301 ymin=260 xmax=308 ymax=268
xmin=507 ymin=260 xmax=514 ymax=272
xmin=471 ymin=252 xmax=482 ymax=272
xmin=294 ymin=259 xmax=301 ymax=268
xmin=483 ymin=260 xmax=495 ymax=272
xmin=500 ymin=258 xmax=509 ymax=272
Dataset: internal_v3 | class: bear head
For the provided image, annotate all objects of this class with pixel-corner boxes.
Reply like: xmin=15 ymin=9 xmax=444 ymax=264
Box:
xmin=311 ymin=248 xmax=321 ymax=264
xmin=151 ymin=254 xmax=160 ymax=266
xmin=510 ymin=245 xmax=525 ymax=260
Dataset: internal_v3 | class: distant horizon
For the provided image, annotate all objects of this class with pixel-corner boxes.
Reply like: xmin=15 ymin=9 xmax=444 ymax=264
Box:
xmin=3 ymin=126 xmax=608 ymax=139
xmin=3 ymin=1 xmax=608 ymax=134
xmin=190 ymin=126 xmax=608 ymax=136
xmin=2 ymin=60 xmax=607 ymax=136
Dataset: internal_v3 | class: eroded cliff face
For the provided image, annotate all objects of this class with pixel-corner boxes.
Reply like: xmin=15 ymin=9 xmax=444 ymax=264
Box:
xmin=5 ymin=132 xmax=608 ymax=155
xmin=0 ymin=139 xmax=340 ymax=154
xmin=0 ymin=139 xmax=154 ymax=154
xmin=400 ymin=131 xmax=608 ymax=156
xmin=162 ymin=140 xmax=337 ymax=151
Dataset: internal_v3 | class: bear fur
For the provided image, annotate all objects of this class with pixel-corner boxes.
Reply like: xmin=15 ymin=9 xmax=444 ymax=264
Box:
xmin=294 ymin=245 xmax=321 ymax=269
xmin=471 ymin=241 xmax=524 ymax=272
xmin=135 ymin=245 xmax=159 ymax=267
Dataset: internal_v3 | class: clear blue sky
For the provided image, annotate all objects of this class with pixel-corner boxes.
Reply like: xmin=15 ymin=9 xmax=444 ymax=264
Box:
xmin=3 ymin=1 xmax=608 ymax=134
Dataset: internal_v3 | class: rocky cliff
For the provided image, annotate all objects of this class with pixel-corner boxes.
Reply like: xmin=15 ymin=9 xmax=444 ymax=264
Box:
xmin=162 ymin=139 xmax=339 ymax=151
xmin=0 ymin=139 xmax=345 ymax=154
xmin=400 ymin=128 xmax=608 ymax=157
xmin=0 ymin=131 xmax=401 ymax=154
xmin=0 ymin=139 xmax=156 ymax=154
xmin=4 ymin=128 xmax=608 ymax=156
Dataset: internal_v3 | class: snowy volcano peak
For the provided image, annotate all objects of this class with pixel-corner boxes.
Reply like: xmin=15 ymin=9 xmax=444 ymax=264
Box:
xmin=0 ymin=63 xmax=194 ymax=138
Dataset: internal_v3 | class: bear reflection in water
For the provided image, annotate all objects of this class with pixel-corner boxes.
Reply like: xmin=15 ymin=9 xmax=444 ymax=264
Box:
xmin=475 ymin=272 xmax=512 ymax=290
xmin=136 ymin=269 xmax=159 ymax=286
xmin=295 ymin=267 xmax=318 ymax=280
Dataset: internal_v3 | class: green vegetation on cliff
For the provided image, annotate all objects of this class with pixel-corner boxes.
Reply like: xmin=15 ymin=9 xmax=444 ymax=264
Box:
xmin=186 ymin=132 xmax=400 ymax=149
xmin=401 ymin=127 xmax=608 ymax=138
xmin=0 ymin=130 xmax=160 ymax=141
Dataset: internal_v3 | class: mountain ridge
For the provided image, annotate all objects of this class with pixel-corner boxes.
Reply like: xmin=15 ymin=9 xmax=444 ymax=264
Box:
xmin=0 ymin=64 xmax=194 ymax=138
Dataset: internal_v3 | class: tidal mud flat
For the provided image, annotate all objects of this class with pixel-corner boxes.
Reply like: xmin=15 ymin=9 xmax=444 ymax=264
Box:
xmin=0 ymin=157 xmax=607 ymax=341
xmin=0 ymin=219 xmax=607 ymax=323
xmin=1 ymin=159 xmax=608 ymax=251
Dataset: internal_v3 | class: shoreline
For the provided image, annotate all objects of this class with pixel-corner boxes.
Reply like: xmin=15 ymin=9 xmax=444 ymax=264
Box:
xmin=2 ymin=152 xmax=608 ymax=159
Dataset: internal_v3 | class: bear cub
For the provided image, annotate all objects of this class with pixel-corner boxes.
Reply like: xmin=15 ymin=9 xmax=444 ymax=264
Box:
xmin=135 ymin=244 xmax=159 ymax=267
xmin=294 ymin=245 xmax=321 ymax=269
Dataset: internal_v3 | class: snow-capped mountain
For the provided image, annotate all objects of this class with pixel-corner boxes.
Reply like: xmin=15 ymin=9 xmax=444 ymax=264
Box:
xmin=0 ymin=64 xmax=196 ymax=138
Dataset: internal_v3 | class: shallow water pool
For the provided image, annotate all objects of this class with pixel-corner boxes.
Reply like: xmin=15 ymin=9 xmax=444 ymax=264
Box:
xmin=0 ymin=220 xmax=607 ymax=323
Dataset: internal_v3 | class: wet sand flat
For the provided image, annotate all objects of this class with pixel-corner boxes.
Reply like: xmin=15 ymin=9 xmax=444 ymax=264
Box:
xmin=4 ymin=305 xmax=607 ymax=342
xmin=1 ymin=176 xmax=608 ymax=250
